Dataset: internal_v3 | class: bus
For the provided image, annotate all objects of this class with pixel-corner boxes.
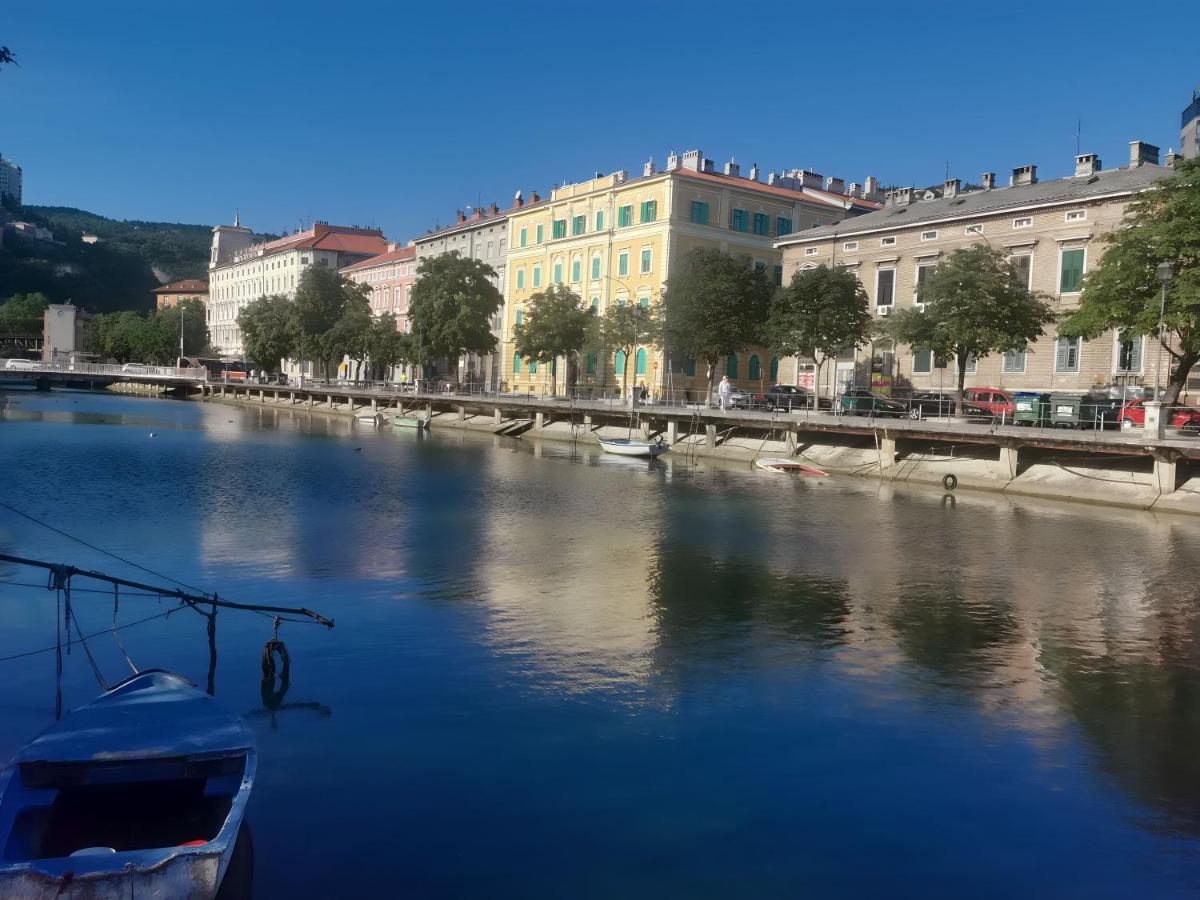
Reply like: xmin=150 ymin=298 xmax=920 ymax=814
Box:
xmin=184 ymin=357 xmax=250 ymax=382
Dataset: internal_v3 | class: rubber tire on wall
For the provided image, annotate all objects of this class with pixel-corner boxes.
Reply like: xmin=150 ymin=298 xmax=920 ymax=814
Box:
xmin=942 ymin=473 xmax=958 ymax=492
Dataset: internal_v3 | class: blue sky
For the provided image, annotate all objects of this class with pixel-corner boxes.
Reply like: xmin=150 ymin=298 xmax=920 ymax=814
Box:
xmin=3 ymin=1 xmax=1196 ymax=243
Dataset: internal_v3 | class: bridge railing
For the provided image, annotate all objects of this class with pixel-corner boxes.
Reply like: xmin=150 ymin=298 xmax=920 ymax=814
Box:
xmin=0 ymin=359 xmax=208 ymax=380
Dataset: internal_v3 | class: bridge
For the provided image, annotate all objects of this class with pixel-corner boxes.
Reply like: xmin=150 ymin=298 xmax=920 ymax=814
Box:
xmin=0 ymin=359 xmax=207 ymax=392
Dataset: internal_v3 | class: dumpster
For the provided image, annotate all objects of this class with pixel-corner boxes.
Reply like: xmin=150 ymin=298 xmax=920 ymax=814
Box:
xmin=1080 ymin=393 xmax=1123 ymax=430
xmin=1012 ymin=392 xmax=1048 ymax=426
xmin=1048 ymin=393 xmax=1083 ymax=428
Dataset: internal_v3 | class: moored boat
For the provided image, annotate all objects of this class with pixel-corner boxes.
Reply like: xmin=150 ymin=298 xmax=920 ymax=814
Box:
xmin=598 ymin=438 xmax=669 ymax=458
xmin=391 ymin=415 xmax=430 ymax=430
xmin=0 ymin=669 xmax=256 ymax=899
xmin=356 ymin=412 xmax=384 ymax=426
xmin=755 ymin=457 xmax=828 ymax=476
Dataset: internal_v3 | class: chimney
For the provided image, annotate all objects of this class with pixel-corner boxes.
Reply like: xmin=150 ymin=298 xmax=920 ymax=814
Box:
xmin=702 ymin=158 xmax=714 ymax=173
xmin=723 ymin=159 xmax=740 ymax=177
xmin=1165 ymin=149 xmax=1179 ymax=169
xmin=1074 ymin=153 xmax=1101 ymax=177
xmin=488 ymin=202 xmax=499 ymax=215
xmin=529 ymin=191 xmax=540 ymax=203
xmin=682 ymin=149 xmax=703 ymax=172
xmin=864 ymin=175 xmax=881 ymax=198
xmin=643 ymin=157 xmax=656 ymax=177
xmin=888 ymin=186 xmax=913 ymax=206
xmin=613 ymin=170 xmax=628 ymax=184
xmin=981 ymin=172 xmax=996 ymax=190
xmin=666 ymin=150 xmax=680 ymax=171
xmin=513 ymin=190 xmax=524 ymax=208
xmin=1010 ymin=165 xmax=1037 ymax=187
xmin=848 ymin=182 xmax=861 ymax=197
xmin=826 ymin=176 xmax=845 ymax=194
xmin=767 ymin=171 xmax=779 ymax=186
xmin=749 ymin=163 xmax=759 ymax=182
xmin=470 ymin=207 xmax=483 ymax=220
xmin=456 ymin=210 xmax=466 ymax=223
xmin=943 ymin=178 xmax=960 ymax=198
xmin=799 ymin=169 xmax=823 ymax=189
xmin=1129 ymin=140 xmax=1160 ymax=168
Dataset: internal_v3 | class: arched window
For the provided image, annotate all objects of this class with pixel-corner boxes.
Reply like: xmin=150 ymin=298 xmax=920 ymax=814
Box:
xmin=528 ymin=359 xmax=537 ymax=374
xmin=571 ymin=255 xmax=582 ymax=282
xmin=590 ymin=297 xmax=600 ymax=314
xmin=615 ymin=349 xmax=626 ymax=373
xmin=748 ymin=354 xmax=761 ymax=380
xmin=635 ymin=348 xmax=647 ymax=375
xmin=513 ymin=353 xmax=522 ymax=374
xmin=769 ymin=355 xmax=779 ymax=381
xmin=683 ymin=356 xmax=696 ymax=377
xmin=586 ymin=353 xmax=596 ymax=375
xmin=726 ymin=355 xmax=738 ymax=379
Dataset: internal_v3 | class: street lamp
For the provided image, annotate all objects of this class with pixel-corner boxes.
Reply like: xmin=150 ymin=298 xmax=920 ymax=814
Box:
xmin=1155 ymin=261 xmax=1174 ymax=399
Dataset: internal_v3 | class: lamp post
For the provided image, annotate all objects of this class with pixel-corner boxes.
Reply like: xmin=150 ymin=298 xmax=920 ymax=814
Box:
xmin=178 ymin=302 xmax=186 ymax=364
xmin=1154 ymin=261 xmax=1174 ymax=400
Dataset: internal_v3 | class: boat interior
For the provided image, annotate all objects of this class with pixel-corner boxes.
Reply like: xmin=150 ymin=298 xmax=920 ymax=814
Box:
xmin=3 ymin=753 xmax=246 ymax=861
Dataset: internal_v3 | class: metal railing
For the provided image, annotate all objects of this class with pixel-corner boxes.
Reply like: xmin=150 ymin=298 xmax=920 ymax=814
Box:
xmin=0 ymin=359 xmax=207 ymax=381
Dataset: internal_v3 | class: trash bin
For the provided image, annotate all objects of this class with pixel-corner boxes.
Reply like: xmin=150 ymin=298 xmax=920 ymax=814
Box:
xmin=1048 ymin=393 xmax=1083 ymax=429
xmin=1013 ymin=392 xmax=1048 ymax=426
xmin=1080 ymin=393 xmax=1123 ymax=430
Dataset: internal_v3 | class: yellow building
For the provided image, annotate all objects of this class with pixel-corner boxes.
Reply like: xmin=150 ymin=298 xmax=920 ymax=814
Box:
xmin=503 ymin=150 xmax=881 ymax=398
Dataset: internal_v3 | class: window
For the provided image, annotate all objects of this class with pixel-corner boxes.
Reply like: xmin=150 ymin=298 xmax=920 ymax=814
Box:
xmin=571 ymin=258 xmax=581 ymax=282
xmin=1060 ymin=248 xmax=1085 ymax=293
xmin=913 ymin=346 xmax=933 ymax=373
xmin=615 ymin=349 xmax=626 ymax=373
xmin=552 ymin=219 xmax=566 ymax=240
xmin=618 ymin=205 xmax=633 ymax=227
xmin=590 ymin=297 xmax=599 ymax=314
xmin=1055 ymin=336 xmax=1080 ymax=373
xmin=553 ymin=261 xmax=563 ymax=284
xmin=1002 ymin=349 xmax=1027 ymax=373
xmin=586 ymin=353 xmax=596 ymax=375
xmin=1065 ymin=210 xmax=1087 ymax=223
xmin=843 ymin=241 xmax=859 ymax=252
xmin=595 ymin=210 xmax=605 ymax=231
xmin=726 ymin=355 xmax=739 ymax=379
xmin=572 ymin=215 xmax=586 ymax=236
xmin=965 ymin=225 xmax=984 ymax=236
xmin=635 ymin=348 xmax=647 ymax=375
xmin=532 ymin=265 xmax=542 ymax=287
xmin=753 ymin=213 xmax=770 ymax=236
xmin=805 ymin=247 xmax=819 ymax=256
xmin=515 ymin=309 xmax=523 ymax=325
xmin=683 ymin=357 xmax=696 ymax=377
xmin=777 ymin=217 xmax=793 ymax=237
xmin=1115 ymin=332 xmax=1144 ymax=373
xmin=513 ymin=352 xmax=522 ymax=374
xmin=691 ymin=201 xmax=710 ymax=225
xmin=640 ymin=200 xmax=657 ymax=223
xmin=915 ymin=263 xmax=935 ymax=302
xmin=618 ymin=252 xmax=629 ymax=276
xmin=769 ymin=356 xmax=779 ymax=381
xmin=1010 ymin=254 xmax=1032 ymax=289
xmin=880 ymin=237 xmax=896 ymax=247
xmin=536 ymin=224 xmax=544 ymax=244
xmin=731 ymin=209 xmax=749 ymax=232
xmin=591 ymin=255 xmax=601 ymax=280
xmin=640 ymin=249 xmax=652 ymax=273
xmin=876 ymin=268 xmax=896 ymax=307
xmin=963 ymin=353 xmax=978 ymax=374
xmin=528 ymin=359 xmax=537 ymax=374
xmin=773 ymin=265 xmax=783 ymax=287
xmin=921 ymin=230 xmax=938 ymax=241
xmin=516 ymin=268 xmax=525 ymax=290
xmin=1013 ymin=217 xmax=1032 ymax=229
xmin=748 ymin=354 xmax=761 ymax=380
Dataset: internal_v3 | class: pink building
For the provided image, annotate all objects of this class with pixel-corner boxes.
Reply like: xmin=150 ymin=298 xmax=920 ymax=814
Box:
xmin=340 ymin=242 xmax=418 ymax=330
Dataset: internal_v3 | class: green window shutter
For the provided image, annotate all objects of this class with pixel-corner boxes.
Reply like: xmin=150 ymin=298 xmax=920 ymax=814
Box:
xmin=596 ymin=211 xmax=605 ymax=230
xmin=691 ymin=201 xmax=710 ymax=224
xmin=748 ymin=354 xmax=761 ymax=380
xmin=776 ymin=217 xmax=792 ymax=236
xmin=515 ymin=309 xmax=523 ymax=325
xmin=572 ymin=215 xmax=585 ymax=235
xmin=553 ymin=262 xmax=562 ymax=283
xmin=635 ymin=348 xmax=647 ymax=375
xmin=618 ymin=253 xmax=629 ymax=276
xmin=1056 ymin=337 xmax=1079 ymax=373
xmin=513 ymin=352 xmax=522 ymax=374
xmin=615 ymin=349 xmax=626 ymax=372
xmin=516 ymin=269 xmax=525 ymax=289
xmin=640 ymin=249 xmax=651 ymax=273
xmin=536 ymin=224 xmax=544 ymax=244
xmin=769 ymin=356 xmax=779 ymax=381
xmin=1060 ymin=248 xmax=1084 ymax=292
xmin=571 ymin=259 xmax=581 ymax=282
xmin=639 ymin=297 xmax=649 ymax=308
xmin=640 ymin=200 xmax=656 ymax=223
xmin=591 ymin=256 xmax=601 ymax=279
xmin=519 ymin=228 xmax=527 ymax=247
xmin=913 ymin=347 xmax=932 ymax=373
xmin=552 ymin=219 xmax=566 ymax=239
xmin=753 ymin=213 xmax=769 ymax=235
xmin=726 ymin=355 xmax=738 ymax=379
xmin=773 ymin=265 xmax=783 ymax=286
xmin=533 ymin=266 xmax=541 ymax=287
xmin=586 ymin=353 xmax=596 ymax=375
xmin=618 ymin=206 xmax=632 ymax=227
xmin=590 ymin=297 xmax=599 ymax=314
xmin=529 ymin=359 xmax=537 ymax=374
xmin=684 ymin=356 xmax=696 ymax=377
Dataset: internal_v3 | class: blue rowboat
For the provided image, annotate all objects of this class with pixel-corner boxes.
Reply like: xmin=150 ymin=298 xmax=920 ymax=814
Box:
xmin=598 ymin=438 xmax=669 ymax=458
xmin=0 ymin=670 xmax=255 ymax=899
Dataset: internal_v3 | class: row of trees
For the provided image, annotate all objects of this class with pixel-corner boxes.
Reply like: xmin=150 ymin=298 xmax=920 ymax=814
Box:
xmin=86 ymin=299 xmax=209 ymax=364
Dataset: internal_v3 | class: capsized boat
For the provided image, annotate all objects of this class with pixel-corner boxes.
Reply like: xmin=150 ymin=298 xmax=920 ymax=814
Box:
xmin=598 ymin=438 xmax=669 ymax=458
xmin=391 ymin=415 xmax=430 ymax=430
xmin=356 ymin=412 xmax=384 ymax=426
xmin=755 ymin=457 xmax=828 ymax=476
xmin=0 ymin=669 xmax=255 ymax=899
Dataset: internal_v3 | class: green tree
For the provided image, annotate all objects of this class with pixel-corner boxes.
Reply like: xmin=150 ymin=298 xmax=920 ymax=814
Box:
xmin=1061 ymin=157 xmax=1200 ymax=405
xmin=366 ymin=314 xmax=413 ymax=381
xmin=596 ymin=300 xmax=662 ymax=403
xmin=326 ymin=292 xmax=373 ymax=380
xmin=513 ymin=284 xmax=591 ymax=396
xmin=0 ymin=292 xmax=51 ymax=334
xmin=156 ymin=298 xmax=209 ymax=361
xmin=884 ymin=244 xmax=1056 ymax=409
xmin=237 ymin=294 xmax=296 ymax=371
xmin=660 ymin=249 xmax=773 ymax=401
xmin=766 ymin=265 xmax=872 ymax=402
xmin=407 ymin=252 xmax=502 ymax=382
xmin=292 ymin=267 xmax=368 ymax=377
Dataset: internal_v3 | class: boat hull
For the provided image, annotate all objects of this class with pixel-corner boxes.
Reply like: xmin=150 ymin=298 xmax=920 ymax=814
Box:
xmin=392 ymin=416 xmax=430 ymax=430
xmin=599 ymin=439 xmax=670 ymax=458
xmin=755 ymin=458 xmax=828 ymax=476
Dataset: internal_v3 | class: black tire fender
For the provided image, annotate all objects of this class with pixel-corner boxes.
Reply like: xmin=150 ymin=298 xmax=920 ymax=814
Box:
xmin=942 ymin=473 xmax=958 ymax=492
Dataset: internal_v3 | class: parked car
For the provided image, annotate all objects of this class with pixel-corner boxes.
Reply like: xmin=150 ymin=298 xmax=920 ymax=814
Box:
xmin=121 ymin=363 xmax=150 ymax=374
xmin=1119 ymin=398 xmax=1200 ymax=433
xmin=759 ymin=384 xmax=819 ymax=411
xmin=962 ymin=387 xmax=1016 ymax=420
xmin=710 ymin=385 xmax=751 ymax=409
xmin=839 ymin=388 xmax=907 ymax=417
xmin=908 ymin=392 xmax=994 ymax=421
xmin=4 ymin=359 xmax=42 ymax=370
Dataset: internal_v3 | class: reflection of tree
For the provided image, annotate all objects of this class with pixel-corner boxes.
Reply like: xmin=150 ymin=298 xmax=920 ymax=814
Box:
xmin=888 ymin=589 xmax=1019 ymax=685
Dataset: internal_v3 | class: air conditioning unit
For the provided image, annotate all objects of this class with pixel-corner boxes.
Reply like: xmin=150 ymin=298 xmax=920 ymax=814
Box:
xmin=878 ymin=306 xmax=892 ymax=317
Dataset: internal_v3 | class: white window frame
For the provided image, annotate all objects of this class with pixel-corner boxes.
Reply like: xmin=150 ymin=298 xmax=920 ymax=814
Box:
xmin=1009 ymin=253 xmax=1033 ymax=289
xmin=875 ymin=267 xmax=896 ymax=308
xmin=914 ymin=261 xmax=936 ymax=306
xmin=965 ymin=224 xmax=983 ymax=236
xmin=1065 ymin=209 xmax=1087 ymax=223
xmin=880 ymin=236 xmax=896 ymax=247
xmin=1002 ymin=349 xmax=1027 ymax=373
xmin=1057 ymin=245 xmax=1088 ymax=295
xmin=1013 ymin=217 xmax=1032 ymax=229
xmin=805 ymin=247 xmax=819 ymax=256
xmin=920 ymin=230 xmax=938 ymax=241
xmin=639 ymin=246 xmax=653 ymax=274
xmin=1112 ymin=332 xmax=1145 ymax=375
xmin=843 ymin=241 xmax=859 ymax=252
xmin=1055 ymin=336 xmax=1081 ymax=374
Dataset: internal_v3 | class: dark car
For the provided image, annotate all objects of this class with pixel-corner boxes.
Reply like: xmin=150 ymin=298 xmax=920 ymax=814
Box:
xmin=839 ymin=388 xmax=907 ymax=417
xmin=759 ymin=384 xmax=820 ymax=411
xmin=908 ymin=392 xmax=995 ymax=422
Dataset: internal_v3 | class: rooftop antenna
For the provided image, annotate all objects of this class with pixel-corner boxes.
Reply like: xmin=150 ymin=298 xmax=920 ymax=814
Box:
xmin=945 ymin=160 xmax=950 ymax=181
xmin=1073 ymin=118 xmax=1081 ymax=156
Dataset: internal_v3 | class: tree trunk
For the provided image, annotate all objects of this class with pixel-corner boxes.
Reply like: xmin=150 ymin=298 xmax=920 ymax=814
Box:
xmin=706 ymin=359 xmax=716 ymax=408
xmin=1162 ymin=348 xmax=1199 ymax=408
xmin=955 ymin=349 xmax=968 ymax=415
xmin=551 ymin=356 xmax=558 ymax=397
xmin=813 ymin=355 xmax=825 ymax=409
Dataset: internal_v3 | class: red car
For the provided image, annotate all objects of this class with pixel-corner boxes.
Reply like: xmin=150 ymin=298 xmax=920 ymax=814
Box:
xmin=962 ymin=387 xmax=1015 ymax=419
xmin=1119 ymin=398 xmax=1200 ymax=432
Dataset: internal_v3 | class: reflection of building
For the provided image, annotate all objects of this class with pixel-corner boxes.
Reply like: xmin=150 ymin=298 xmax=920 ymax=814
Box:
xmin=153 ymin=278 xmax=209 ymax=310
xmin=207 ymin=216 xmax=386 ymax=357
xmin=0 ymin=152 xmax=21 ymax=205
xmin=777 ymin=144 xmax=1173 ymax=396
xmin=504 ymin=150 xmax=880 ymax=397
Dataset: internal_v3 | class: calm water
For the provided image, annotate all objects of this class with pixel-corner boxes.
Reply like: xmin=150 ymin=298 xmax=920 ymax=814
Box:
xmin=2 ymin=390 xmax=1200 ymax=897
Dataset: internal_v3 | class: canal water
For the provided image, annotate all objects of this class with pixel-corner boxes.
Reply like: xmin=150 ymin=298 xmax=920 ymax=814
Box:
xmin=2 ymin=390 xmax=1200 ymax=897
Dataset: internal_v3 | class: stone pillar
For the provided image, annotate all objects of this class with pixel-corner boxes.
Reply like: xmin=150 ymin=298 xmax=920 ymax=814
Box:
xmin=1144 ymin=401 xmax=1166 ymax=440
xmin=457 ymin=405 xmax=466 ymax=422
xmin=879 ymin=435 xmax=897 ymax=471
xmin=1154 ymin=454 xmax=1178 ymax=494
xmin=706 ymin=424 xmax=717 ymax=448
xmin=289 ymin=392 xmax=295 ymax=404
xmin=424 ymin=404 xmax=432 ymax=420
xmin=371 ymin=398 xmax=378 ymax=411
xmin=667 ymin=420 xmax=678 ymax=444
xmin=493 ymin=408 xmax=502 ymax=425
xmin=535 ymin=412 xmax=545 ymax=430
xmin=998 ymin=445 xmax=1019 ymax=479
xmin=327 ymin=394 xmax=334 ymax=409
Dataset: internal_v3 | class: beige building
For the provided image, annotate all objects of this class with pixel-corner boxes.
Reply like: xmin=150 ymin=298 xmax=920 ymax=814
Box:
xmin=153 ymin=278 xmax=209 ymax=310
xmin=776 ymin=142 xmax=1174 ymax=397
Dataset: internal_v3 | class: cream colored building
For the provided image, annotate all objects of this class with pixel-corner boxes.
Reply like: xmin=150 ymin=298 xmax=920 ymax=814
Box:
xmin=776 ymin=143 xmax=1174 ymax=397
xmin=504 ymin=150 xmax=880 ymax=397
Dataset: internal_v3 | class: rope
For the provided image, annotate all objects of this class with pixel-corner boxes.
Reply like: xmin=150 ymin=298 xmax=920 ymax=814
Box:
xmin=55 ymin=586 xmax=62 ymax=720
xmin=71 ymin=605 xmax=108 ymax=689
xmin=111 ymin=584 xmax=138 ymax=674
xmin=0 ymin=606 xmax=184 ymax=664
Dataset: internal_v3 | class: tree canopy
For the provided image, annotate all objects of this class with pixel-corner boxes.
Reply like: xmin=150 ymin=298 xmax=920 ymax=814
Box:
xmin=0 ymin=292 xmax=51 ymax=334
xmin=1061 ymin=158 xmax=1200 ymax=405
xmin=766 ymin=265 xmax=872 ymax=399
xmin=237 ymin=294 xmax=297 ymax=371
xmin=883 ymin=244 xmax=1056 ymax=404
xmin=513 ymin=284 xmax=591 ymax=395
xmin=291 ymin=267 xmax=371 ymax=377
xmin=660 ymin=249 xmax=773 ymax=392
xmin=592 ymin=300 xmax=662 ymax=400
xmin=87 ymin=300 xmax=210 ymax=364
xmin=407 ymin=252 xmax=502 ymax=379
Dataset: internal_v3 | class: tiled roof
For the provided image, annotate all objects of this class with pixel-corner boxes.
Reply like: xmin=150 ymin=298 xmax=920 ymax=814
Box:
xmin=154 ymin=278 xmax=209 ymax=293
xmin=778 ymin=164 xmax=1174 ymax=244
xmin=341 ymin=244 xmax=416 ymax=272
xmin=259 ymin=223 xmax=386 ymax=256
xmin=670 ymin=167 xmax=882 ymax=211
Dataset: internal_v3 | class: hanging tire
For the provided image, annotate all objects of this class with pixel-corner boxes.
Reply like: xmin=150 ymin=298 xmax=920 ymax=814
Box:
xmin=942 ymin=473 xmax=958 ymax=492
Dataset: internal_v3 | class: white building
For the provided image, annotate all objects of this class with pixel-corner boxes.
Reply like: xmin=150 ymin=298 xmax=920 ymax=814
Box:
xmin=0 ymin=152 xmax=22 ymax=206
xmin=207 ymin=217 xmax=386 ymax=358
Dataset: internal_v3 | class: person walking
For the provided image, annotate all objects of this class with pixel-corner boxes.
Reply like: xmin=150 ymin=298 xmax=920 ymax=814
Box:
xmin=718 ymin=375 xmax=732 ymax=411
xmin=638 ymin=381 xmax=648 ymax=406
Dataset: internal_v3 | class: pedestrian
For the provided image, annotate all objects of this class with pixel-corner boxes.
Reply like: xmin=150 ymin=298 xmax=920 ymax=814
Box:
xmin=718 ymin=375 xmax=732 ymax=411
xmin=638 ymin=381 xmax=648 ymax=406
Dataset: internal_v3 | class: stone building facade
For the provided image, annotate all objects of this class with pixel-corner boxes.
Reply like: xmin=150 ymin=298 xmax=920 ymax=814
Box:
xmin=153 ymin=278 xmax=209 ymax=310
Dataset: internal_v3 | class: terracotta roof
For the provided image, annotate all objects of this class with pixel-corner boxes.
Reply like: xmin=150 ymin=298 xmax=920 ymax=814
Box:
xmin=671 ymin=167 xmax=882 ymax=211
xmin=340 ymin=244 xmax=416 ymax=272
xmin=258 ymin=222 xmax=387 ymax=257
xmin=153 ymin=279 xmax=209 ymax=294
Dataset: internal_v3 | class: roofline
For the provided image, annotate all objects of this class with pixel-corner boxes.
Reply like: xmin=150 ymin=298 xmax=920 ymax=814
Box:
xmin=773 ymin=185 xmax=1152 ymax=247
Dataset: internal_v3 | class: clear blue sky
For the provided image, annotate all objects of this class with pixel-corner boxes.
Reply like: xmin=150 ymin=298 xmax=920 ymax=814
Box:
xmin=3 ymin=1 xmax=1196 ymax=243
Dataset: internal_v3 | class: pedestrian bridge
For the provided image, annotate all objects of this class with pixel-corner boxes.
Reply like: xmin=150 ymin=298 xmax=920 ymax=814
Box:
xmin=0 ymin=359 xmax=208 ymax=390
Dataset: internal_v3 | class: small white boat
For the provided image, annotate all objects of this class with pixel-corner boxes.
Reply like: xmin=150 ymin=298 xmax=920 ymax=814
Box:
xmin=755 ymin=457 xmax=828 ymax=476
xmin=599 ymin=438 xmax=670 ymax=458
xmin=356 ymin=412 xmax=384 ymax=426
xmin=391 ymin=415 xmax=430 ymax=430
